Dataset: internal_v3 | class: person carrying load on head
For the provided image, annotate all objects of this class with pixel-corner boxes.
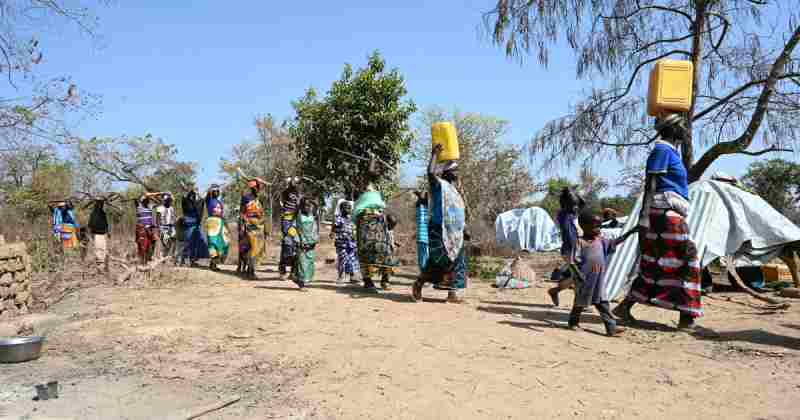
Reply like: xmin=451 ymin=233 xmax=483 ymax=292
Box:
xmin=613 ymin=113 xmax=703 ymax=331
xmin=239 ymin=177 xmax=266 ymax=279
xmin=50 ymin=200 xmax=80 ymax=254
xmin=84 ymin=194 xmax=121 ymax=269
xmin=279 ymin=177 xmax=302 ymax=279
xmin=331 ymin=200 xmax=360 ymax=285
xmin=292 ymin=198 xmax=319 ymax=289
xmin=135 ymin=192 xmax=161 ymax=265
xmin=353 ymin=159 xmax=400 ymax=293
xmin=204 ymin=184 xmax=229 ymax=271
xmin=180 ymin=185 xmax=209 ymax=267
xmin=546 ymin=188 xmax=585 ymax=307
xmin=412 ymin=143 xmax=467 ymax=304
xmin=155 ymin=192 xmax=177 ymax=260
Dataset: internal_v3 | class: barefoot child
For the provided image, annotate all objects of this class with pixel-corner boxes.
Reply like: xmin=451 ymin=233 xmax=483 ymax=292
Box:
xmin=568 ymin=210 xmax=636 ymax=336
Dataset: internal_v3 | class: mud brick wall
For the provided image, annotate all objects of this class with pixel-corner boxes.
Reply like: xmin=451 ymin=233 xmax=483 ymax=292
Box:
xmin=0 ymin=242 xmax=32 ymax=319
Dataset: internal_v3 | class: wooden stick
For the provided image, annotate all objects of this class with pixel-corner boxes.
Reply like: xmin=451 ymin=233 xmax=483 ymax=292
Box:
xmin=330 ymin=146 xmax=397 ymax=173
xmin=163 ymin=396 xmax=241 ymax=420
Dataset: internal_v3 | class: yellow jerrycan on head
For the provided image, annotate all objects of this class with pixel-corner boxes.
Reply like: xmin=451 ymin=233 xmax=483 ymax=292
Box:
xmin=647 ymin=59 xmax=694 ymax=117
xmin=431 ymin=121 xmax=460 ymax=162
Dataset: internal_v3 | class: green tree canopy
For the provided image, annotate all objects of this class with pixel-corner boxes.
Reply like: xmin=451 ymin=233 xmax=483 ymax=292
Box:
xmin=742 ymin=159 xmax=800 ymax=221
xmin=289 ymin=51 xmax=416 ymax=197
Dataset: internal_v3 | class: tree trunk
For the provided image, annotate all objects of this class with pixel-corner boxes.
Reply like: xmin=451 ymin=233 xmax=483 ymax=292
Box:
xmin=684 ymin=1 xmax=707 ymax=172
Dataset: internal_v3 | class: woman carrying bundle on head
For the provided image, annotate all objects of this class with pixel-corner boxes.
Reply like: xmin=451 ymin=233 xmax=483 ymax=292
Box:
xmin=50 ymin=200 xmax=80 ymax=254
xmin=331 ymin=200 xmax=360 ymax=285
xmin=279 ymin=177 xmax=302 ymax=279
xmin=155 ymin=193 xmax=177 ymax=260
xmin=205 ymin=184 xmax=229 ymax=271
xmin=292 ymin=198 xmax=319 ymax=289
xmin=353 ymin=161 xmax=399 ymax=293
xmin=180 ymin=186 xmax=209 ymax=267
xmin=239 ymin=177 xmax=266 ymax=279
xmin=135 ymin=192 xmax=161 ymax=265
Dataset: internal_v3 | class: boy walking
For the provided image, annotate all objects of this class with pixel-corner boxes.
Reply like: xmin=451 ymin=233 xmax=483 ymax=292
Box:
xmin=568 ymin=211 xmax=635 ymax=337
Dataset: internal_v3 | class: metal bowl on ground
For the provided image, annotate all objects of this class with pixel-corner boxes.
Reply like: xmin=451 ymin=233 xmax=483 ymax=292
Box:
xmin=0 ymin=336 xmax=44 ymax=363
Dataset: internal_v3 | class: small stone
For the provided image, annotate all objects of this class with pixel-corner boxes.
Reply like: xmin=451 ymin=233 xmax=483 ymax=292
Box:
xmin=15 ymin=291 xmax=30 ymax=305
xmin=0 ymin=273 xmax=12 ymax=286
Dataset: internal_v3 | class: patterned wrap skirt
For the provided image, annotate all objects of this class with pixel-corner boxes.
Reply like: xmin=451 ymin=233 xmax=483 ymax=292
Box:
xmin=422 ymin=222 xmax=467 ymax=290
xmin=136 ymin=224 xmax=158 ymax=261
xmin=356 ymin=210 xmax=398 ymax=278
xmin=205 ymin=216 xmax=230 ymax=261
xmin=629 ymin=208 xmax=703 ymax=318
xmin=243 ymin=216 xmax=265 ymax=262
xmin=279 ymin=215 xmax=297 ymax=272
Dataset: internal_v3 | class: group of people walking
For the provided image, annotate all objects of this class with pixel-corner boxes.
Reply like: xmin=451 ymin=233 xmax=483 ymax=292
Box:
xmin=50 ymin=112 xmax=703 ymax=332
xmin=130 ymin=185 xmax=230 ymax=269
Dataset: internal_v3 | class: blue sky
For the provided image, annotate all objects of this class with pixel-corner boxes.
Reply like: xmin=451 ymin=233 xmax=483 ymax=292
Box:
xmin=37 ymin=1 xmax=790 ymax=195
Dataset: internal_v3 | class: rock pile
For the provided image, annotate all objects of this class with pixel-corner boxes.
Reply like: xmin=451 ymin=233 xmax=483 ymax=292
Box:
xmin=0 ymin=242 xmax=32 ymax=319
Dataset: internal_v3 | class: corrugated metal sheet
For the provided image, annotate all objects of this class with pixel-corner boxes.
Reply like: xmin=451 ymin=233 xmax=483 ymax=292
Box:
xmin=602 ymin=184 xmax=721 ymax=301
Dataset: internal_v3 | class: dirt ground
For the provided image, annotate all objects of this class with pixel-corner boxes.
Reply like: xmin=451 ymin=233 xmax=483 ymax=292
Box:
xmin=2 ymin=242 xmax=800 ymax=420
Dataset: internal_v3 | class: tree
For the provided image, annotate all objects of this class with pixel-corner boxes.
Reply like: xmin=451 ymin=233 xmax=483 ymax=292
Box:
xmin=3 ymin=160 xmax=74 ymax=223
xmin=0 ymin=1 xmax=103 ymax=146
xmin=484 ymin=1 xmax=800 ymax=182
xmin=742 ymin=159 xmax=800 ymax=219
xmin=76 ymin=135 xmax=194 ymax=192
xmin=289 ymin=51 xmax=417 ymax=197
xmin=534 ymin=173 xmax=611 ymax=217
xmin=535 ymin=177 xmax=575 ymax=217
xmin=219 ymin=114 xmax=297 ymax=222
xmin=598 ymin=195 xmax=637 ymax=217
xmin=413 ymin=107 xmax=537 ymax=228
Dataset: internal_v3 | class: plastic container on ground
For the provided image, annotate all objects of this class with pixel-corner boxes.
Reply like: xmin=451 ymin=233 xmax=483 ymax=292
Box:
xmin=647 ymin=59 xmax=694 ymax=117
xmin=761 ymin=264 xmax=792 ymax=283
xmin=431 ymin=122 xmax=460 ymax=162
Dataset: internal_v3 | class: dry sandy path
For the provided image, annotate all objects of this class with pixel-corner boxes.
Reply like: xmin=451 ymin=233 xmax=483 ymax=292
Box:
xmin=2 ymin=247 xmax=800 ymax=419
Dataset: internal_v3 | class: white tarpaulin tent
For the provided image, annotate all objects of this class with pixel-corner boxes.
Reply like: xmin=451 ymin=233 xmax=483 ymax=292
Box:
xmin=603 ymin=180 xmax=800 ymax=300
xmin=495 ymin=207 xmax=562 ymax=252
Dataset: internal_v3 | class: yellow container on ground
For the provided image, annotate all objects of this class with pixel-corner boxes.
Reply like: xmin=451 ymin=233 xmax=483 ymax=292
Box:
xmin=761 ymin=264 xmax=792 ymax=283
xmin=647 ymin=59 xmax=694 ymax=117
xmin=431 ymin=122 xmax=460 ymax=162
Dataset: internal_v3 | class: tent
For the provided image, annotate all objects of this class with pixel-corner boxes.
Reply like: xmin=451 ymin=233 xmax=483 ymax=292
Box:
xmin=603 ymin=180 xmax=800 ymax=300
xmin=495 ymin=207 xmax=562 ymax=252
